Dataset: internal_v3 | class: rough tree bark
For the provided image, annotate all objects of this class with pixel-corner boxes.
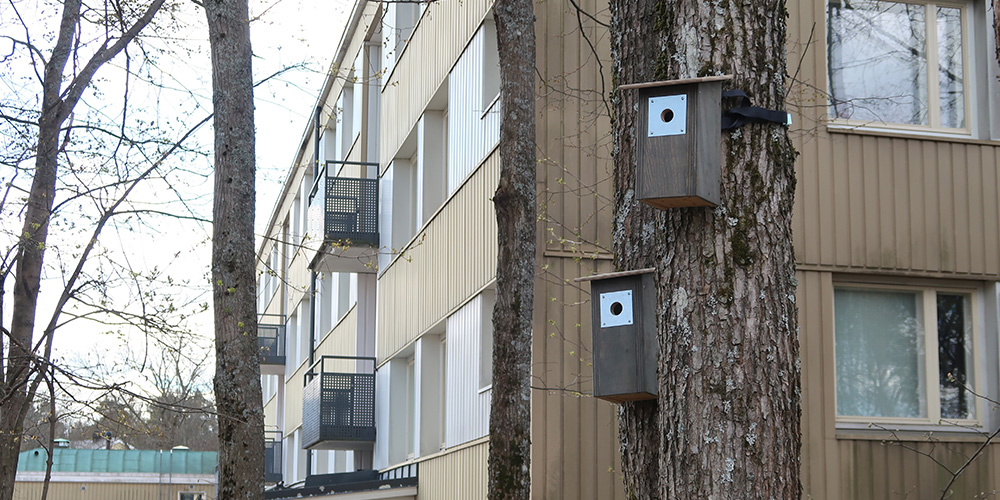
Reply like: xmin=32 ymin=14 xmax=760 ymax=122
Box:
xmin=487 ymin=0 xmax=536 ymax=499
xmin=0 ymin=1 xmax=162 ymax=496
xmin=203 ymin=0 xmax=264 ymax=497
xmin=609 ymin=1 xmax=800 ymax=498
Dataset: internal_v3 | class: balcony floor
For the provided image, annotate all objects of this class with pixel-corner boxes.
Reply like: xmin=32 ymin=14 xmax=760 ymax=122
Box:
xmin=311 ymin=243 xmax=379 ymax=274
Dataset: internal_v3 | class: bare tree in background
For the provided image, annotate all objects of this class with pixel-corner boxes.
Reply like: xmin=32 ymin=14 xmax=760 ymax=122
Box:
xmin=0 ymin=1 xmax=167 ymax=496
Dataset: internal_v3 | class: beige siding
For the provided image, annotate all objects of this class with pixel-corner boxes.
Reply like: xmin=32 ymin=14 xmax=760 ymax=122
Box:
xmin=533 ymin=254 xmax=622 ymax=500
xmin=787 ymin=0 xmax=1000 ymax=278
xmin=794 ymin=132 xmax=1000 ymax=276
xmin=535 ymin=0 xmax=614 ymax=260
xmin=285 ymin=250 xmax=310 ymax=313
xmin=798 ymin=270 xmax=839 ymax=500
xmin=530 ymin=0 xmax=623 ymax=498
xmin=316 ymin=306 xmax=358 ymax=361
xmin=376 ymin=151 xmax=500 ymax=362
xmin=416 ymin=441 xmax=488 ymax=500
xmin=264 ymin=396 xmax=277 ymax=429
xmin=13 ymin=481 xmax=213 ymax=500
xmin=379 ymin=0 xmax=492 ymax=165
xmin=833 ymin=440 xmax=1000 ymax=500
xmin=262 ymin=292 xmax=282 ymax=317
xmin=284 ymin=361 xmax=307 ymax=435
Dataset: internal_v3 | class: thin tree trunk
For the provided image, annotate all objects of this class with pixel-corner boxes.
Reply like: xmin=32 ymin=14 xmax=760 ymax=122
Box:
xmin=0 ymin=1 xmax=162 ymax=496
xmin=994 ymin=0 xmax=999 ymax=67
xmin=488 ymin=0 xmax=536 ymax=499
xmin=40 ymin=368 xmax=56 ymax=500
xmin=609 ymin=1 xmax=800 ymax=498
xmin=204 ymin=0 xmax=264 ymax=497
xmin=0 ymin=2 xmax=79 ymax=492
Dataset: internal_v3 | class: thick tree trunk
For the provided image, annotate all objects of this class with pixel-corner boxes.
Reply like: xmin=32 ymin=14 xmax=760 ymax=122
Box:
xmin=609 ymin=1 xmax=800 ymax=498
xmin=487 ymin=0 xmax=536 ymax=499
xmin=204 ymin=0 xmax=264 ymax=498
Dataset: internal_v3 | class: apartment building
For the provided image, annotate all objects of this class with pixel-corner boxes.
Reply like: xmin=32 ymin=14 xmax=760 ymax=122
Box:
xmin=256 ymin=0 xmax=1000 ymax=498
xmin=791 ymin=0 xmax=1000 ymax=498
xmin=255 ymin=0 xmax=619 ymax=498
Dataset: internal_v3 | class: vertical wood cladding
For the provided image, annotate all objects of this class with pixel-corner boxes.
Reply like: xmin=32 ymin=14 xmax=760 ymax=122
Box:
xmin=787 ymin=0 xmax=1000 ymax=278
xmin=416 ymin=441 xmax=488 ymax=500
xmin=532 ymin=0 xmax=623 ymax=497
xmin=379 ymin=0 xmax=493 ymax=166
xmin=376 ymin=152 xmax=500 ymax=363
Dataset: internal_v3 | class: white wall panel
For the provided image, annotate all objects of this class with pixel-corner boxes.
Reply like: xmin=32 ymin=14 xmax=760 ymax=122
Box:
xmin=444 ymin=294 xmax=491 ymax=447
xmin=375 ymin=358 xmax=409 ymax=470
xmin=415 ymin=335 xmax=444 ymax=457
xmin=286 ymin=312 xmax=299 ymax=377
xmin=447 ymin=25 xmax=500 ymax=194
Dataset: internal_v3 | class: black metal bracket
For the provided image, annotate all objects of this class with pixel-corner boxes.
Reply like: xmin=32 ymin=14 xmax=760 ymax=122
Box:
xmin=721 ymin=89 xmax=791 ymax=130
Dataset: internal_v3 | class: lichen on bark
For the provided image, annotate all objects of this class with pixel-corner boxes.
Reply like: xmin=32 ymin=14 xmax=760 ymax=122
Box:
xmin=609 ymin=0 xmax=801 ymax=498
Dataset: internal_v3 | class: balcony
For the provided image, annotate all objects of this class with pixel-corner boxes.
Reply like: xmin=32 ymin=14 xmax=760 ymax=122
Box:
xmin=301 ymin=356 xmax=376 ymax=451
xmin=258 ymin=314 xmax=286 ymax=376
xmin=308 ymin=161 xmax=379 ymax=274
xmin=264 ymin=430 xmax=282 ymax=484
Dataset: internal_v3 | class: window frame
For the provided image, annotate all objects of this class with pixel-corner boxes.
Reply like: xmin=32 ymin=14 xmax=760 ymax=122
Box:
xmin=825 ymin=0 xmax=973 ymax=135
xmin=832 ymin=281 xmax=984 ymax=427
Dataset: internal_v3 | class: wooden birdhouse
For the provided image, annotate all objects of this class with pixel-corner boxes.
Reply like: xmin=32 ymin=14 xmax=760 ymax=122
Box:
xmin=576 ymin=268 xmax=657 ymax=403
xmin=619 ymin=75 xmax=731 ymax=209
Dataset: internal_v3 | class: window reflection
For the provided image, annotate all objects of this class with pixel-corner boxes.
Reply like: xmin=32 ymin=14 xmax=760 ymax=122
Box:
xmin=827 ymin=0 xmax=965 ymax=129
xmin=937 ymin=293 xmax=974 ymax=419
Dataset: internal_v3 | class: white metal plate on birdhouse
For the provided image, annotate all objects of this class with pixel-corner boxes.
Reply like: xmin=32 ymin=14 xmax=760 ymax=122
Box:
xmin=599 ymin=290 xmax=634 ymax=328
xmin=648 ymin=94 xmax=687 ymax=137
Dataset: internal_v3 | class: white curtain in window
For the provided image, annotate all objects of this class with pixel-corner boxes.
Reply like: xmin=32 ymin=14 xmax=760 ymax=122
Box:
xmin=835 ymin=288 xmax=927 ymax=418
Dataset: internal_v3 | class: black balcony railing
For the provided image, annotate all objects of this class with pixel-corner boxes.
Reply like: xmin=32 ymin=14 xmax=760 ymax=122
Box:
xmin=258 ymin=314 xmax=286 ymax=365
xmin=264 ymin=430 xmax=282 ymax=483
xmin=301 ymin=356 xmax=376 ymax=450
xmin=309 ymin=161 xmax=379 ymax=247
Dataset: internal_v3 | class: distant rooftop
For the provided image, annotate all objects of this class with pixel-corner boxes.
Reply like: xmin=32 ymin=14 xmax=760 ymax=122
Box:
xmin=17 ymin=448 xmax=217 ymax=475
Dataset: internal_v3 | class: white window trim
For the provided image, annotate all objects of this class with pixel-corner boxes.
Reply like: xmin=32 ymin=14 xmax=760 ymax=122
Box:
xmin=826 ymin=0 xmax=975 ymax=135
xmin=833 ymin=281 xmax=986 ymax=428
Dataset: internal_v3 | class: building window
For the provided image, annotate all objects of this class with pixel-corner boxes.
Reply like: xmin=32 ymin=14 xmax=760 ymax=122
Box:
xmin=481 ymin=19 xmax=500 ymax=113
xmin=406 ymin=356 xmax=416 ymax=458
xmin=834 ymin=285 xmax=977 ymax=422
xmin=827 ymin=0 xmax=967 ymax=130
xmin=179 ymin=493 xmax=205 ymax=500
xmin=479 ymin=290 xmax=496 ymax=391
